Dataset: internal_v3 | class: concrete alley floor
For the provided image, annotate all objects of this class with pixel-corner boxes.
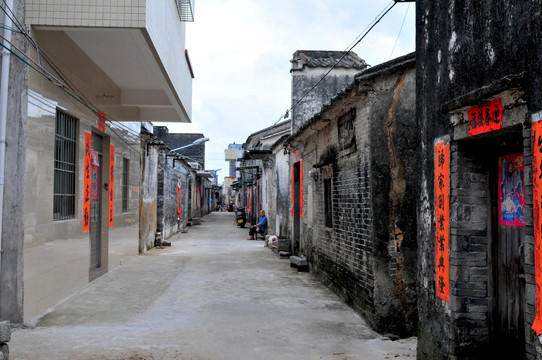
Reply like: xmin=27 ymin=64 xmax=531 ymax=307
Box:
xmin=10 ymin=212 xmax=416 ymax=360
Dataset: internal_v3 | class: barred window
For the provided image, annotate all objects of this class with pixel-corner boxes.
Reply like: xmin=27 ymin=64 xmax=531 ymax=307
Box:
xmin=54 ymin=110 xmax=77 ymax=220
xmin=122 ymin=158 xmax=129 ymax=212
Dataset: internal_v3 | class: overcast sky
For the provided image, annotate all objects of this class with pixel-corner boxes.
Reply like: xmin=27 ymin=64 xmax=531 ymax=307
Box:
xmin=158 ymin=0 xmax=416 ymax=181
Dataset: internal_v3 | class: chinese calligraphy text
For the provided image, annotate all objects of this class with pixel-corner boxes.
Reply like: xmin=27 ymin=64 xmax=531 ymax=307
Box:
xmin=434 ymin=141 xmax=450 ymax=301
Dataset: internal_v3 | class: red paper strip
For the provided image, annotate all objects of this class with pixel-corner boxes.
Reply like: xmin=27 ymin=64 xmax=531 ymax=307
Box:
xmin=83 ymin=133 xmax=92 ymax=232
xmin=435 ymin=141 xmax=450 ymax=301
xmin=97 ymin=111 xmax=107 ymax=132
xmin=532 ymin=121 xmax=542 ymax=335
xmin=468 ymin=98 xmax=503 ymax=136
xmin=177 ymin=183 xmax=182 ymax=220
xmin=109 ymin=145 xmax=115 ymax=227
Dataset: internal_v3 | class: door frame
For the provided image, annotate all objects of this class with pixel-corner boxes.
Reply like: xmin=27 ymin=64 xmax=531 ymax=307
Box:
xmin=488 ymin=148 xmax=526 ymax=358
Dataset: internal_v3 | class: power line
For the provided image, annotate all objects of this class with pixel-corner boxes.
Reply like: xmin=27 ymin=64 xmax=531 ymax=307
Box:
xmin=0 ymin=3 xmax=141 ymax=152
xmin=389 ymin=2 xmax=411 ymax=60
xmin=255 ymin=0 xmax=398 ymax=142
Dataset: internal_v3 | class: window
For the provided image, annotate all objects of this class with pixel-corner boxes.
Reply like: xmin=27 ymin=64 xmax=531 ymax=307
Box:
xmin=338 ymin=107 xmax=356 ymax=150
xmin=175 ymin=0 xmax=194 ymax=22
xmin=122 ymin=158 xmax=129 ymax=212
xmin=54 ymin=110 xmax=77 ymax=220
xmin=324 ymin=178 xmax=333 ymax=228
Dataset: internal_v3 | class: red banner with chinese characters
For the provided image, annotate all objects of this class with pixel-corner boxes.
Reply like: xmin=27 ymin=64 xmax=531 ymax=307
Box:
xmin=498 ymin=153 xmax=525 ymax=227
xmin=531 ymin=120 xmax=542 ymax=335
xmin=97 ymin=111 xmax=107 ymax=132
xmin=468 ymin=98 xmax=503 ymax=136
xmin=109 ymin=145 xmax=115 ymax=227
xmin=83 ymin=133 xmax=92 ymax=232
xmin=435 ymin=141 xmax=450 ymax=301
xmin=177 ymin=183 xmax=182 ymax=220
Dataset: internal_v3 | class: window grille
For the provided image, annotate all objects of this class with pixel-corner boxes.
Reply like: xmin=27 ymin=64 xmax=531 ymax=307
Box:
xmin=54 ymin=110 xmax=77 ymax=220
xmin=338 ymin=107 xmax=356 ymax=150
xmin=175 ymin=0 xmax=194 ymax=22
xmin=122 ymin=158 xmax=129 ymax=212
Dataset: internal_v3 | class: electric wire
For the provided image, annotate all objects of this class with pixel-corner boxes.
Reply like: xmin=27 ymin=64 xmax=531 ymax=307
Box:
xmin=0 ymin=3 xmax=141 ymax=152
xmin=0 ymin=36 xmax=141 ymax=152
xmin=0 ymin=0 xmax=42 ymax=66
xmin=389 ymin=2 xmax=410 ymax=60
xmin=1 ymin=0 xmax=404 ymax=160
xmin=253 ymin=0 xmax=398 ymax=144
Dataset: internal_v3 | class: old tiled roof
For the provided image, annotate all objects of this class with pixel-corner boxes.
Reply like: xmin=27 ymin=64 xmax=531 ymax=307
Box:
xmin=291 ymin=50 xmax=368 ymax=69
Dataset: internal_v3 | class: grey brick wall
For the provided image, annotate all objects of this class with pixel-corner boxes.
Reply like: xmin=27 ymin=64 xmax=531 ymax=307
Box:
xmin=156 ymin=153 xmax=190 ymax=240
xmin=299 ymin=61 xmax=418 ymax=337
xmin=449 ymin=142 xmax=491 ymax=354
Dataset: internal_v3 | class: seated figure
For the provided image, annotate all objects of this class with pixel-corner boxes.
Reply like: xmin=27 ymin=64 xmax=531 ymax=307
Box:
xmin=248 ymin=210 xmax=267 ymax=240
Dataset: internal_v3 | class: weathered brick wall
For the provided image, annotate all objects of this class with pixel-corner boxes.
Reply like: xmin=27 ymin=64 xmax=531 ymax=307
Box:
xmin=416 ymin=1 xmax=542 ymax=358
xmin=157 ymin=153 xmax=190 ymax=240
xmin=449 ymin=141 xmax=491 ymax=356
xmin=140 ymin=140 xmax=158 ymax=254
xmin=302 ymin=98 xmax=380 ymax=327
xmin=368 ymin=65 xmax=418 ymax=336
xmin=273 ymin=148 xmax=291 ymax=238
xmin=297 ymin=59 xmax=418 ymax=337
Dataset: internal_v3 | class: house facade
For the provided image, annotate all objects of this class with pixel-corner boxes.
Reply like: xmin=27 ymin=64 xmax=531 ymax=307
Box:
xmin=290 ymin=50 xmax=368 ymax=132
xmin=285 ymin=53 xmax=418 ymax=336
xmin=0 ymin=0 xmax=195 ymax=323
xmin=416 ymin=1 xmax=542 ymax=359
xmin=236 ymin=120 xmax=291 ymax=233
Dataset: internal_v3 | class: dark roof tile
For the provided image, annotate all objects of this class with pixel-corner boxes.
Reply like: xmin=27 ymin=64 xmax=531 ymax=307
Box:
xmin=291 ymin=50 xmax=368 ymax=69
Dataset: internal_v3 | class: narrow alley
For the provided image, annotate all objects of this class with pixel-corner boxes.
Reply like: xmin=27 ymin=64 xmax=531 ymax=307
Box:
xmin=9 ymin=212 xmax=416 ymax=360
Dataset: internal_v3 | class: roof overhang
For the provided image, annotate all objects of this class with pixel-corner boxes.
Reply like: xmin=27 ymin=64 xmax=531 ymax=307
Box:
xmin=196 ymin=171 xmax=214 ymax=179
xmin=241 ymin=149 xmax=272 ymax=160
xmin=37 ymin=27 xmax=191 ymax=123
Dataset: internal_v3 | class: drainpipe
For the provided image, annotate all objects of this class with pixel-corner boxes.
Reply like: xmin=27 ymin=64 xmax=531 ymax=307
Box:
xmin=0 ymin=0 xmax=14 ymax=272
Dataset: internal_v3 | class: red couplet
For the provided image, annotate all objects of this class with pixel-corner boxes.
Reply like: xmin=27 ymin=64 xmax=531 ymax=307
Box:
xmin=531 ymin=121 xmax=542 ymax=335
xmin=434 ymin=141 xmax=450 ymax=302
xmin=83 ymin=133 xmax=92 ymax=232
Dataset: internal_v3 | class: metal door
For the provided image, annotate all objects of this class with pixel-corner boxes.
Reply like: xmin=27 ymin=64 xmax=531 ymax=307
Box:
xmin=90 ymin=134 xmax=103 ymax=275
xmin=490 ymin=153 xmax=525 ymax=358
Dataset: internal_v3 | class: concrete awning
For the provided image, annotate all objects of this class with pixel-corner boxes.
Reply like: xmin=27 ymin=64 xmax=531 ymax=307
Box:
xmin=27 ymin=2 xmax=193 ymax=123
xmin=196 ymin=171 xmax=214 ymax=179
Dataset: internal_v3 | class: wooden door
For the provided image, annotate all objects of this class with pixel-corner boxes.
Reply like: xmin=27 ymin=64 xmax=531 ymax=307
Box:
xmin=293 ymin=161 xmax=301 ymax=255
xmin=490 ymin=153 xmax=525 ymax=358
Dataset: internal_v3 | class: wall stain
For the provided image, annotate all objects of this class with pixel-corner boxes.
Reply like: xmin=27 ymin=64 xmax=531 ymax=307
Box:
xmin=382 ymin=70 xmax=415 ymax=308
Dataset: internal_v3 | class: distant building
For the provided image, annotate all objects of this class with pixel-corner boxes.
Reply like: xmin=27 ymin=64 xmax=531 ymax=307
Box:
xmin=153 ymin=126 xmax=206 ymax=169
xmin=225 ymin=143 xmax=243 ymax=177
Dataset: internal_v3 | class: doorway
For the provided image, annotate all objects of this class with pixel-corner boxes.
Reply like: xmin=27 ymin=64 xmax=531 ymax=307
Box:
xmin=90 ymin=133 xmax=103 ymax=280
xmin=490 ymin=151 xmax=526 ymax=358
xmin=293 ymin=161 xmax=301 ymax=254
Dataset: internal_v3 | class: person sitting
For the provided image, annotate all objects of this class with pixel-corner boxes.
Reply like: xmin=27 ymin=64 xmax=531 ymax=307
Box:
xmin=248 ymin=210 xmax=267 ymax=240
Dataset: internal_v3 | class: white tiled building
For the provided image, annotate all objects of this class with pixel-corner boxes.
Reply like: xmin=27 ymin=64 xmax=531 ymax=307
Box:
xmin=0 ymin=0 xmax=195 ymax=322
